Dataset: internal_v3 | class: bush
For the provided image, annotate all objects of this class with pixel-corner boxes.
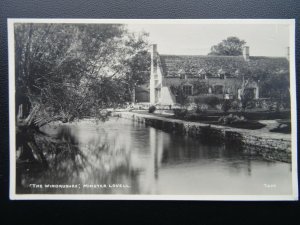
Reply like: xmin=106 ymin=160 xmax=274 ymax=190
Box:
xmin=196 ymin=104 xmax=209 ymax=113
xmin=194 ymin=97 xmax=204 ymax=105
xmin=218 ymin=114 xmax=265 ymax=130
xmin=222 ymin=99 xmax=231 ymax=113
xmin=204 ymin=96 xmax=221 ymax=109
xmin=148 ymin=105 xmax=156 ymax=113
xmin=231 ymin=100 xmax=242 ymax=111
xmin=218 ymin=114 xmax=246 ymax=125
xmin=270 ymin=122 xmax=291 ymax=134
xmin=173 ymin=108 xmax=188 ymax=118
xmin=245 ymin=100 xmax=256 ymax=110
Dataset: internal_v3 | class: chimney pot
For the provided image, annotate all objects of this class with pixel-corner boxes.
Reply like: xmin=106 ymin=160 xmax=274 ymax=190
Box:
xmin=243 ymin=46 xmax=250 ymax=61
xmin=151 ymin=44 xmax=157 ymax=56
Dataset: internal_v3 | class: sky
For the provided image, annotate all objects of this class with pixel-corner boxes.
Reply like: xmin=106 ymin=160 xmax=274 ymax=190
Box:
xmin=127 ymin=23 xmax=291 ymax=57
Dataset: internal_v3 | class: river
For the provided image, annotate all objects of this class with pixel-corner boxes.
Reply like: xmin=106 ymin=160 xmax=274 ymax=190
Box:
xmin=16 ymin=117 xmax=292 ymax=196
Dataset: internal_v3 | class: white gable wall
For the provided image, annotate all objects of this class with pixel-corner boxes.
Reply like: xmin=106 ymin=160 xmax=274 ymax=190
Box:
xmin=160 ymin=87 xmax=176 ymax=105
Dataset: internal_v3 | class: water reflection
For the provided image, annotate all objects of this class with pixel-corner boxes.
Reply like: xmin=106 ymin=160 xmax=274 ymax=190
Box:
xmin=16 ymin=118 xmax=292 ymax=195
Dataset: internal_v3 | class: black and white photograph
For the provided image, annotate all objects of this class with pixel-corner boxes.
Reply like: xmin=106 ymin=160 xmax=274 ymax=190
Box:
xmin=8 ymin=19 xmax=298 ymax=200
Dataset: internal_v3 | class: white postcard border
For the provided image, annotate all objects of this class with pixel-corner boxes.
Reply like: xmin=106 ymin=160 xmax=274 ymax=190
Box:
xmin=8 ymin=18 xmax=298 ymax=201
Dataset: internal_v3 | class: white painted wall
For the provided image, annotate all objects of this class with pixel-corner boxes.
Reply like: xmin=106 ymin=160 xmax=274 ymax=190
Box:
xmin=150 ymin=44 xmax=157 ymax=104
xmin=150 ymin=44 xmax=165 ymax=104
xmin=160 ymin=87 xmax=176 ymax=105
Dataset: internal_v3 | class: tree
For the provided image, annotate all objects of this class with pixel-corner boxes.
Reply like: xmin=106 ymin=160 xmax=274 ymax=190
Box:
xmin=260 ymin=72 xmax=290 ymax=109
xmin=15 ymin=23 xmax=149 ymax=128
xmin=14 ymin=23 xmax=149 ymax=166
xmin=208 ymin=36 xmax=246 ymax=56
xmin=123 ymin=44 xmax=151 ymax=103
xmin=15 ymin=23 xmax=85 ymax=126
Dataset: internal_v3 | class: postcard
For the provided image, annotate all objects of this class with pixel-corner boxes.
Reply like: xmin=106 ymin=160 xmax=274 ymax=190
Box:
xmin=8 ymin=19 xmax=298 ymax=200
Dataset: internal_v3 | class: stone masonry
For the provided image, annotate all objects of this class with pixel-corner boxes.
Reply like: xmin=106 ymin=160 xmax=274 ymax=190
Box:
xmin=113 ymin=112 xmax=292 ymax=163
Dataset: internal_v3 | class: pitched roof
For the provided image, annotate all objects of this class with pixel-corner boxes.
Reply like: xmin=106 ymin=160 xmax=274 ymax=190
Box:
xmin=159 ymin=54 xmax=289 ymax=78
xmin=247 ymin=56 xmax=289 ymax=73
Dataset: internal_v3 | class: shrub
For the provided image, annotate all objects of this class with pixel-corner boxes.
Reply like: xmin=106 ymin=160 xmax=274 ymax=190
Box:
xmin=148 ymin=105 xmax=156 ymax=113
xmin=270 ymin=122 xmax=291 ymax=134
xmin=203 ymin=96 xmax=221 ymax=109
xmin=246 ymin=100 xmax=256 ymax=109
xmin=231 ymin=100 xmax=241 ymax=111
xmin=216 ymin=104 xmax=223 ymax=111
xmin=194 ymin=97 xmax=205 ymax=105
xmin=187 ymin=103 xmax=197 ymax=111
xmin=218 ymin=114 xmax=246 ymax=125
xmin=173 ymin=108 xmax=188 ymax=118
xmin=218 ymin=114 xmax=265 ymax=130
xmin=196 ymin=104 xmax=209 ymax=113
xmin=222 ymin=99 xmax=231 ymax=113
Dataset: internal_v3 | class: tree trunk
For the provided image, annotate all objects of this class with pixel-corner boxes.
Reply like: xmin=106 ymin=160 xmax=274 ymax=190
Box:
xmin=16 ymin=103 xmax=48 ymax=168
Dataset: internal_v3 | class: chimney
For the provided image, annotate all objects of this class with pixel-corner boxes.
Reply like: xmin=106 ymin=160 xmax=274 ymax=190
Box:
xmin=150 ymin=44 xmax=158 ymax=104
xmin=150 ymin=44 xmax=158 ymax=77
xmin=286 ymin=47 xmax=290 ymax=60
xmin=243 ymin=46 xmax=250 ymax=61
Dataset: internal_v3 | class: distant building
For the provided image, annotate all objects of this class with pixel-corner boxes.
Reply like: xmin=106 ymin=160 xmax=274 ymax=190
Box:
xmin=149 ymin=44 xmax=289 ymax=105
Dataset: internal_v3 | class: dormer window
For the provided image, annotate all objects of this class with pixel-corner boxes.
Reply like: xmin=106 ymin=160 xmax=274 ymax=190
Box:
xmin=198 ymin=69 xmax=207 ymax=79
xmin=218 ymin=68 xmax=226 ymax=79
xmin=178 ymin=69 xmax=185 ymax=79
xmin=200 ymin=73 xmax=206 ymax=79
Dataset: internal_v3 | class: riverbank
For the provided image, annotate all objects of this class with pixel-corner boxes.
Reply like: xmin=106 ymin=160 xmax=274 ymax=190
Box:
xmin=112 ymin=111 xmax=292 ymax=163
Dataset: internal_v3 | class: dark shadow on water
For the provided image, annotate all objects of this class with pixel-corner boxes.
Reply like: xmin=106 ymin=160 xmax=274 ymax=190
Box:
xmin=16 ymin=124 xmax=142 ymax=194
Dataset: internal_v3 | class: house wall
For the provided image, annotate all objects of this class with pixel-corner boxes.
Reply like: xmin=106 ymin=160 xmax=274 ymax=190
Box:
xmin=150 ymin=44 xmax=260 ymax=105
xmin=162 ymin=77 xmax=244 ymax=102
xmin=160 ymin=86 xmax=176 ymax=105
xmin=157 ymin=59 xmax=163 ymax=85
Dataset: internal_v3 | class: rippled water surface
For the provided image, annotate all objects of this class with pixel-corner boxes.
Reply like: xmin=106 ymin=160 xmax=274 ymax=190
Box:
xmin=16 ymin=117 xmax=292 ymax=195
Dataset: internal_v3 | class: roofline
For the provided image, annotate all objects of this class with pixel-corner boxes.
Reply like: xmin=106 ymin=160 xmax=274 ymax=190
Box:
xmin=159 ymin=54 xmax=287 ymax=59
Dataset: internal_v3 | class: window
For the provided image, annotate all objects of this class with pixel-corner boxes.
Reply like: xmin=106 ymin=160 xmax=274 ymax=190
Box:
xmin=180 ymin=73 xmax=188 ymax=79
xmin=200 ymin=73 xmax=206 ymax=79
xmin=244 ymin=88 xmax=256 ymax=99
xmin=213 ymin=85 xmax=223 ymax=94
xmin=183 ymin=85 xmax=193 ymax=96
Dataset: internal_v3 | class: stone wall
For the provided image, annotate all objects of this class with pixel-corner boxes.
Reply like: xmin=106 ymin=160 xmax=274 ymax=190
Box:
xmin=224 ymin=130 xmax=291 ymax=162
xmin=114 ymin=112 xmax=291 ymax=163
xmin=163 ymin=77 xmax=243 ymax=99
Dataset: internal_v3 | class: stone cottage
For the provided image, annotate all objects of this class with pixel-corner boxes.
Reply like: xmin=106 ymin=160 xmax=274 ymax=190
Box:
xmin=149 ymin=44 xmax=289 ymax=105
